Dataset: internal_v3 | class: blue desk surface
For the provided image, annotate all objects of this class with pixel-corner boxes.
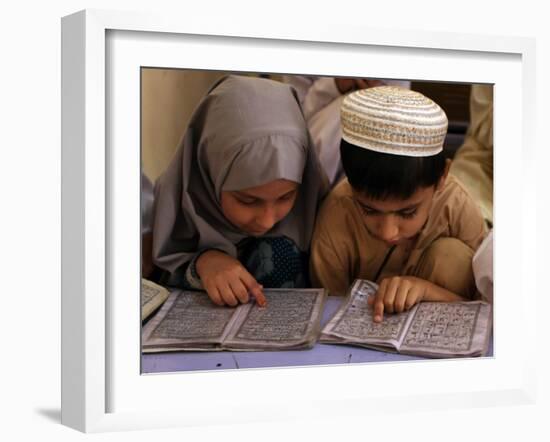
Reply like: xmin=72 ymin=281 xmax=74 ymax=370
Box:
xmin=141 ymin=296 xmax=493 ymax=374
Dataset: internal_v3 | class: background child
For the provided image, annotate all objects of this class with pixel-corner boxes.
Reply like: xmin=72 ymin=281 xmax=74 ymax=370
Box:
xmin=282 ymin=75 xmax=411 ymax=186
xmin=310 ymin=86 xmax=486 ymax=322
xmin=450 ymin=84 xmax=494 ymax=226
xmin=152 ymin=75 xmax=328 ymax=307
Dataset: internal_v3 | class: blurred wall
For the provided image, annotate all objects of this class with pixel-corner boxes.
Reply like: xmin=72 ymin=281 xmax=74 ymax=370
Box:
xmin=141 ymin=70 xmax=473 ymax=182
xmin=141 ymin=69 xmax=225 ymax=182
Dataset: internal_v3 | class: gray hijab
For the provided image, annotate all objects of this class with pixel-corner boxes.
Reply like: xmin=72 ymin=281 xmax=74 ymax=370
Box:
xmin=152 ymin=75 xmax=329 ymax=276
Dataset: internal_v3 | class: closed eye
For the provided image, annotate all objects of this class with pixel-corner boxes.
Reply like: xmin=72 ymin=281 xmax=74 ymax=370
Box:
xmin=235 ymin=196 xmax=259 ymax=206
xmin=398 ymin=209 xmax=417 ymax=219
xmin=357 ymin=202 xmax=417 ymax=218
xmin=278 ymin=190 xmax=297 ymax=202
xmin=359 ymin=205 xmax=379 ymax=216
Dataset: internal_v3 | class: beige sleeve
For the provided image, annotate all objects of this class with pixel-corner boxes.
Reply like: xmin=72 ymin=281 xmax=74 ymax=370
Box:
xmin=309 ymin=214 xmax=352 ymax=296
xmin=467 ymin=84 xmax=493 ymax=150
xmin=450 ymin=85 xmax=493 ymax=224
xmin=453 ymin=190 xmax=487 ymax=252
xmin=472 ymin=230 xmax=493 ymax=303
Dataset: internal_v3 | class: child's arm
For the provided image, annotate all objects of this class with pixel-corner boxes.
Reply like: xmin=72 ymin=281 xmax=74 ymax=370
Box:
xmin=310 ymin=184 xmax=360 ymax=295
xmin=196 ymin=250 xmax=267 ymax=307
xmin=367 ymin=276 xmax=467 ymax=323
xmin=309 ymin=205 xmax=353 ymax=296
xmin=310 ymin=234 xmax=350 ymax=296
xmin=452 ymin=180 xmax=488 ymax=251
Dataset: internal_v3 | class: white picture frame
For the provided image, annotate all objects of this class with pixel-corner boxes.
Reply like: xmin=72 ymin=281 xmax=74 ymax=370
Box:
xmin=61 ymin=9 xmax=537 ymax=433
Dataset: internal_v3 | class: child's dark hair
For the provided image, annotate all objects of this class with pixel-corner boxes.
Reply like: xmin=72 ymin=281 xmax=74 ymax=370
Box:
xmin=340 ymin=138 xmax=447 ymax=200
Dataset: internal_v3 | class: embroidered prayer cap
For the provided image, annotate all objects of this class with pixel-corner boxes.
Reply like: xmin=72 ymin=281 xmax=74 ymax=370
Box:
xmin=340 ymin=86 xmax=448 ymax=157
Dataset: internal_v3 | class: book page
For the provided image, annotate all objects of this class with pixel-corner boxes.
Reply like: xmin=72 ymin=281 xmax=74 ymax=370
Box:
xmin=398 ymin=301 xmax=492 ymax=357
xmin=142 ymin=290 xmax=242 ymax=351
xmin=141 ymin=278 xmax=170 ymax=321
xmin=223 ymin=289 xmax=326 ymax=350
xmin=321 ymin=279 xmax=415 ymax=348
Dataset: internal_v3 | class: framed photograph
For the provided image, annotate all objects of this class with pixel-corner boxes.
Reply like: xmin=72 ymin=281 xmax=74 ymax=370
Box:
xmin=61 ymin=9 xmax=537 ymax=433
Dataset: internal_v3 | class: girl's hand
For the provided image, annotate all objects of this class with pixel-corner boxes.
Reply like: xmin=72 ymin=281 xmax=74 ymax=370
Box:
xmin=195 ymin=250 xmax=267 ymax=307
xmin=367 ymin=276 xmax=427 ymax=323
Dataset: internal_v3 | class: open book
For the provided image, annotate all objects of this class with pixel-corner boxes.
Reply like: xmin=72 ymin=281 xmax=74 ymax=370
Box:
xmin=321 ymin=279 xmax=492 ymax=358
xmin=142 ymin=288 xmax=327 ymax=353
xmin=141 ymin=278 xmax=170 ymax=321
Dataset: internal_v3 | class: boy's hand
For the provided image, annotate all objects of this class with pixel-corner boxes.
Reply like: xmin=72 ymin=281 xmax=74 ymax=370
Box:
xmin=195 ymin=250 xmax=267 ymax=307
xmin=367 ymin=276 xmax=427 ymax=323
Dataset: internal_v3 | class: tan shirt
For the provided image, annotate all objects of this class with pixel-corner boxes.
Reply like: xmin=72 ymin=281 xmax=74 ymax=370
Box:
xmin=310 ymin=175 xmax=486 ymax=295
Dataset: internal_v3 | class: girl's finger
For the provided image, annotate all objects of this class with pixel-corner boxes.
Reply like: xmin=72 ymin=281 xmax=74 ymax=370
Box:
xmin=240 ymin=270 xmax=267 ymax=307
xmin=229 ymin=279 xmax=250 ymax=304
xmin=205 ymin=284 xmax=224 ymax=306
xmin=217 ymin=280 xmax=238 ymax=307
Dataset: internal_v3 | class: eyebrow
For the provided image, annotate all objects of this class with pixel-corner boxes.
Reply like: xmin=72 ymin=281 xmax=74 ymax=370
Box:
xmin=357 ymin=201 xmax=421 ymax=214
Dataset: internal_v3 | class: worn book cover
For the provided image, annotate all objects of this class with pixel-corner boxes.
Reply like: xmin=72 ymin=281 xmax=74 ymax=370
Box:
xmin=141 ymin=278 xmax=170 ymax=321
xmin=321 ymin=279 xmax=492 ymax=358
xmin=142 ymin=288 xmax=327 ymax=352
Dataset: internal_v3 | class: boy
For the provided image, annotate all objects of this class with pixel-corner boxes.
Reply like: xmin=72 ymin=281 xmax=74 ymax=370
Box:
xmin=310 ymin=86 xmax=486 ymax=322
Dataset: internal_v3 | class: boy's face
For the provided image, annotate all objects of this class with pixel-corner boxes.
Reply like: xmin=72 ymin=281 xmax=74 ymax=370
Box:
xmin=352 ymin=185 xmax=438 ymax=247
xmin=352 ymin=158 xmax=450 ymax=247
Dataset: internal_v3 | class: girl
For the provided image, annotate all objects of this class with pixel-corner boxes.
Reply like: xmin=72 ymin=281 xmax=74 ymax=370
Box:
xmin=152 ymin=75 xmax=328 ymax=307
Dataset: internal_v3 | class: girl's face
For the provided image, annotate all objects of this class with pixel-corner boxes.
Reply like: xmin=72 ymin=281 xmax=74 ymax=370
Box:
xmin=352 ymin=185 xmax=437 ymax=247
xmin=220 ymin=179 xmax=299 ymax=236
